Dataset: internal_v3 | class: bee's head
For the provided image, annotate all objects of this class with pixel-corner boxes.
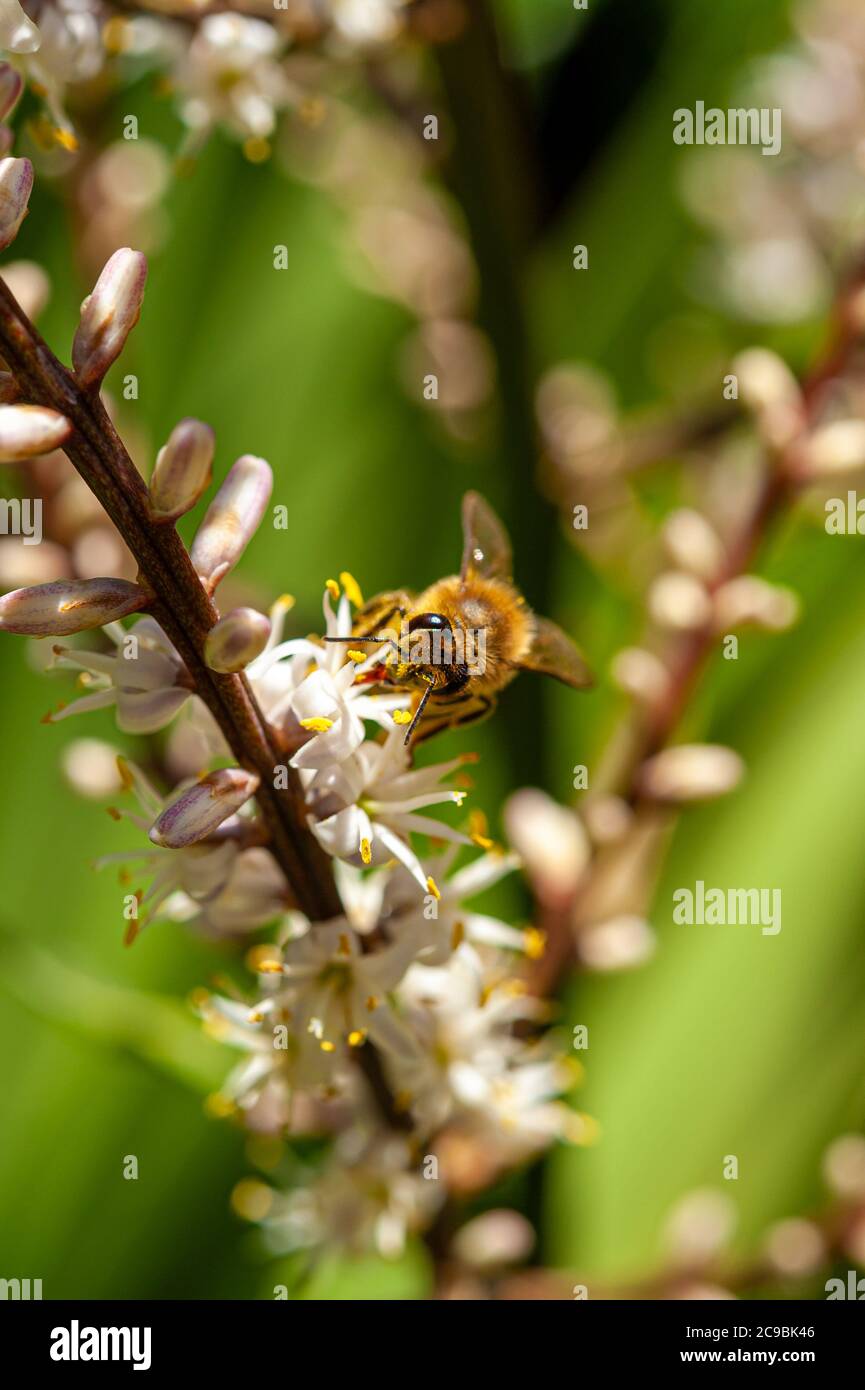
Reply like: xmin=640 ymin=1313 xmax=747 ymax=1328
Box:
xmin=408 ymin=612 xmax=452 ymax=635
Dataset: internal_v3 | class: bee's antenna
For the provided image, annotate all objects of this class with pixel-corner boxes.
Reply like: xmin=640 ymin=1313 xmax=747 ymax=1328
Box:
xmin=403 ymin=679 xmax=435 ymax=745
xmin=324 ymin=634 xmax=401 ymax=658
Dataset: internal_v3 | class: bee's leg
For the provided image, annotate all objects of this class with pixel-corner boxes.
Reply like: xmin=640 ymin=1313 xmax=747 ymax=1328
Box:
xmin=351 ymin=591 xmax=412 ymax=641
xmin=413 ymin=693 xmax=497 ymax=744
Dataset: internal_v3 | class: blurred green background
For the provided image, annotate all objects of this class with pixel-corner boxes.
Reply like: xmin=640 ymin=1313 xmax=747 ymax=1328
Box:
xmin=1 ymin=0 xmax=863 ymax=1298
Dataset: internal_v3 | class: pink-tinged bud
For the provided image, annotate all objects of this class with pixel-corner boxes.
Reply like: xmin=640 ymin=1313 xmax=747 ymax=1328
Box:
xmin=0 ymin=576 xmax=146 ymax=635
xmin=72 ymin=248 xmax=147 ymax=389
xmin=0 ymin=157 xmax=33 ymax=252
xmin=0 ymin=404 xmax=71 ymax=461
xmin=148 ymin=417 xmax=215 ymax=522
xmin=0 ymin=65 xmax=23 ymax=121
xmin=190 ymin=454 xmax=272 ymax=590
xmin=149 ymin=768 xmax=260 ymax=849
xmin=636 ymin=744 xmax=744 ymax=803
xmin=0 ymin=3 xmax=41 ymax=55
xmin=205 ymin=607 xmax=271 ymax=672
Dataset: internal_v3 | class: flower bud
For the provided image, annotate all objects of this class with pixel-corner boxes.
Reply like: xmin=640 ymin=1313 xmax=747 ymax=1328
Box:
xmin=2 ymin=260 xmax=51 ymax=319
xmin=713 ymin=575 xmax=799 ymax=633
xmin=648 ymin=571 xmax=713 ymax=631
xmin=822 ymin=1134 xmax=865 ymax=1200
xmin=205 ymin=606 xmax=271 ymax=672
xmin=610 ymin=646 xmax=669 ymax=704
xmin=662 ymin=508 xmax=724 ymax=582
xmin=578 ymin=915 xmax=656 ymax=971
xmin=72 ymin=248 xmax=147 ymax=389
xmin=764 ymin=1219 xmax=826 ymax=1278
xmin=0 ymin=156 xmax=33 ymax=252
xmin=190 ymin=454 xmax=272 ymax=590
xmin=733 ymin=347 xmax=802 ymax=448
xmin=148 ymin=417 xmax=215 ymax=522
xmin=637 ymin=743 xmax=744 ymax=803
xmin=0 ymin=576 xmax=146 ymax=635
xmin=804 ymin=419 xmax=865 ymax=477
xmin=0 ymin=65 xmax=23 ymax=121
xmin=503 ymin=787 xmax=590 ymax=903
xmin=149 ymin=768 xmax=260 ymax=849
xmin=451 ymin=1210 xmax=535 ymax=1272
xmin=0 ymin=3 xmax=41 ymax=54
xmin=0 ymin=403 xmax=71 ymax=461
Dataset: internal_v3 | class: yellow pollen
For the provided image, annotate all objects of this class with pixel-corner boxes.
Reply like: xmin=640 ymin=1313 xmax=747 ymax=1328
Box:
xmin=452 ymin=791 xmax=467 ymax=807
xmin=256 ymin=960 xmax=284 ymax=975
xmin=347 ymin=1029 xmax=367 ymax=1048
xmin=248 ymin=1010 xmax=264 ymax=1024
xmin=392 ymin=709 xmax=412 ymax=726
xmin=523 ymin=927 xmax=547 ymax=960
xmin=243 ymin=135 xmax=271 ymax=163
xmin=300 ymin=716 xmax=333 ymax=732
xmin=325 ymin=578 xmax=340 ymax=600
xmin=204 ymin=1093 xmax=236 ymax=1119
xmin=320 ymin=1040 xmax=336 ymax=1053
xmin=426 ymin=876 xmax=441 ymax=900
xmin=472 ymin=833 xmax=495 ymax=850
xmin=54 ymin=127 xmax=79 ymax=152
xmin=339 ymin=571 xmax=364 ymax=607
xmin=360 ymin=837 xmax=372 ymax=865
xmin=347 ymin=649 xmax=366 ymax=664
xmin=102 ymin=16 xmax=131 ymax=53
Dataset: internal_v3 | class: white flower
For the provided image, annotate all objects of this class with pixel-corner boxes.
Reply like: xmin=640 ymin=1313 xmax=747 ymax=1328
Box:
xmin=176 ymin=13 xmax=291 ymax=142
xmin=163 ymin=847 xmax=289 ymax=937
xmin=389 ymin=944 xmax=589 ymax=1155
xmin=24 ymin=0 xmax=105 ymax=142
xmin=97 ymin=759 xmax=251 ymax=937
xmin=247 ymin=583 xmax=407 ymax=758
xmin=263 ymin=1133 xmax=442 ymax=1260
xmin=0 ymin=0 xmax=41 ymax=55
xmin=307 ymin=726 xmax=472 ymax=889
xmin=49 ymin=616 xmax=192 ymax=733
xmin=330 ymin=0 xmax=408 ymax=48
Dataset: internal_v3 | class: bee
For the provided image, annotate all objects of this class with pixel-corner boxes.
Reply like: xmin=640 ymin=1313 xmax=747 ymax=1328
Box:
xmin=329 ymin=491 xmax=592 ymax=743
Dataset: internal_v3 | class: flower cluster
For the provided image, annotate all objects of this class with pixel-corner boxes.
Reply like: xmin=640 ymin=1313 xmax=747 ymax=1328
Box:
xmin=0 ymin=155 xmax=589 ymax=1262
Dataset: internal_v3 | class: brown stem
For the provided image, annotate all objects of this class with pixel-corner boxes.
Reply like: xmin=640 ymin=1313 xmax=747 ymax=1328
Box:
xmin=0 ymin=278 xmax=340 ymax=922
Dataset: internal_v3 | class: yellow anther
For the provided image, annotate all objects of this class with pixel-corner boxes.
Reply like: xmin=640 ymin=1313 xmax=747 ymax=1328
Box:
xmin=471 ymin=833 xmax=494 ymax=850
xmin=247 ymin=1010 xmax=264 ymax=1024
xmin=115 ymin=756 xmax=134 ymax=791
xmin=256 ymin=960 xmax=284 ymax=975
xmin=523 ymin=927 xmax=547 ymax=960
xmin=274 ymin=593 xmax=295 ymax=612
xmin=347 ymin=649 xmax=366 ymax=664
xmin=300 ymin=716 xmax=333 ymax=733
xmin=338 ymin=933 xmax=351 ymax=956
xmin=452 ymin=791 xmax=467 ymax=807
xmin=54 ymin=127 xmax=79 ymax=152
xmin=451 ymin=919 xmax=465 ymax=950
xmin=360 ymin=837 xmax=372 ymax=865
xmin=339 ymin=571 xmax=364 ymax=607
xmin=366 ymin=995 xmax=379 ymax=1012
xmin=426 ymin=876 xmax=441 ymax=900
xmin=243 ymin=135 xmax=271 ymax=163
xmin=204 ymin=1093 xmax=236 ymax=1119
xmin=392 ymin=709 xmax=412 ymax=726
xmin=325 ymin=578 xmax=340 ymax=600
xmin=347 ymin=1029 xmax=367 ymax=1048
xmin=320 ymin=1040 xmax=336 ymax=1053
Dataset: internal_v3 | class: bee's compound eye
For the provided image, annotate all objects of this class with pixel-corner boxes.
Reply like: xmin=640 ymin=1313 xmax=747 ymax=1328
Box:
xmin=408 ymin=612 xmax=451 ymax=633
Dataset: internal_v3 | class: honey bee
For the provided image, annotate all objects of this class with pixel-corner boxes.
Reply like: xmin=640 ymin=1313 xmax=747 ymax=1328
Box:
xmin=330 ymin=492 xmax=592 ymax=743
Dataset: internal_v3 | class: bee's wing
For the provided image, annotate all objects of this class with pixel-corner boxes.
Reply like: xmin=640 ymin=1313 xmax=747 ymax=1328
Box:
xmin=516 ymin=616 xmax=594 ymax=689
xmin=460 ymin=491 xmax=513 ymax=581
